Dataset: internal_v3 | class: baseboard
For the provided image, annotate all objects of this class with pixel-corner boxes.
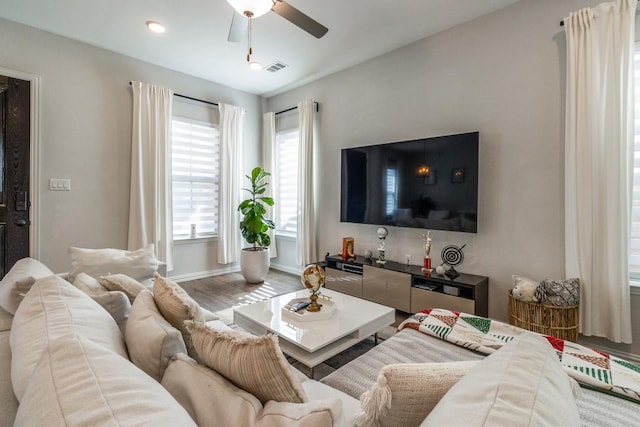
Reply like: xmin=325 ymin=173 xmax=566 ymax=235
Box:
xmin=169 ymin=266 xmax=240 ymax=283
xmin=270 ymin=263 xmax=304 ymax=276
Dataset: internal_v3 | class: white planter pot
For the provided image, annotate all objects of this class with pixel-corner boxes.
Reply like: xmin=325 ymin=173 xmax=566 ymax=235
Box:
xmin=240 ymin=247 xmax=270 ymax=283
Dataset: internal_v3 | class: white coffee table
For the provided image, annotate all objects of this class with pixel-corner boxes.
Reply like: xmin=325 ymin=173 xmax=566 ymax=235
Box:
xmin=233 ymin=288 xmax=395 ymax=377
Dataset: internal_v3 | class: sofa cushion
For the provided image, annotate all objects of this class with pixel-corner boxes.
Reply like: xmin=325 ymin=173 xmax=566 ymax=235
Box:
xmin=354 ymin=361 xmax=479 ymax=427
xmin=14 ymin=335 xmax=196 ymax=427
xmin=10 ymin=276 xmax=127 ymax=401
xmin=0 ymin=257 xmax=53 ymax=314
xmin=68 ymin=244 xmax=158 ymax=283
xmin=162 ymin=353 xmax=338 ymax=427
xmin=0 ymin=331 xmax=18 ymax=427
xmin=0 ymin=306 xmax=12 ymax=332
xmin=421 ymin=332 xmax=581 ymax=427
xmin=153 ymin=274 xmax=205 ymax=359
xmin=301 ymin=379 xmax=362 ymax=427
xmin=99 ymin=273 xmax=146 ymax=303
xmin=186 ymin=321 xmax=307 ymax=404
xmin=126 ymin=290 xmax=187 ymax=381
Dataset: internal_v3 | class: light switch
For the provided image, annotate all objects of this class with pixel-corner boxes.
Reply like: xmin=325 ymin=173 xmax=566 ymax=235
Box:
xmin=49 ymin=178 xmax=71 ymax=191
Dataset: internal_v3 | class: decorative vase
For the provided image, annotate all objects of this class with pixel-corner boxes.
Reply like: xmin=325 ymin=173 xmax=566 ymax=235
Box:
xmin=240 ymin=247 xmax=270 ymax=283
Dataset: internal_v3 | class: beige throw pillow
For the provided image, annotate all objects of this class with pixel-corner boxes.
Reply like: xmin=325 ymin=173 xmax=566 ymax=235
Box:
xmin=421 ymin=332 xmax=581 ymax=427
xmin=72 ymin=272 xmax=108 ymax=294
xmin=186 ymin=321 xmax=307 ymax=404
xmin=126 ymin=290 xmax=187 ymax=381
xmin=153 ymin=274 xmax=205 ymax=359
xmin=68 ymin=244 xmax=158 ymax=283
xmin=162 ymin=353 xmax=339 ymax=427
xmin=354 ymin=361 xmax=479 ymax=427
xmin=99 ymin=274 xmax=146 ymax=303
xmin=0 ymin=257 xmax=53 ymax=314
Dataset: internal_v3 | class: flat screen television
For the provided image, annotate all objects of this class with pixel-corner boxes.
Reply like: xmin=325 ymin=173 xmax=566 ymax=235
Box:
xmin=340 ymin=132 xmax=478 ymax=233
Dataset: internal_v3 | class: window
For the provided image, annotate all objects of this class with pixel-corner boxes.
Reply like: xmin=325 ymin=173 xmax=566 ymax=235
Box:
xmin=171 ymin=118 xmax=220 ymax=240
xmin=631 ymin=44 xmax=640 ymax=280
xmin=275 ymin=128 xmax=299 ymax=235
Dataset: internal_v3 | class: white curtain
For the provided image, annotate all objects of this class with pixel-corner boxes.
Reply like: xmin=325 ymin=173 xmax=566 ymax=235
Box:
xmin=218 ymin=103 xmax=244 ymax=264
xmin=128 ymin=81 xmax=174 ymax=270
xmin=262 ymin=112 xmax=278 ymax=258
xmin=296 ymin=99 xmax=317 ymax=265
xmin=564 ymin=0 xmax=636 ymax=343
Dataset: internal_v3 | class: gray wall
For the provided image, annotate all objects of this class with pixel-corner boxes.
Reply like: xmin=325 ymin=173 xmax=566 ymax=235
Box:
xmin=266 ymin=0 xmax=640 ymax=360
xmin=0 ymin=17 xmax=261 ymax=277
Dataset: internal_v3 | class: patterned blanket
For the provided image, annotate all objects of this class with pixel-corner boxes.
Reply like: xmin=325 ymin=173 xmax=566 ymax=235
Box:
xmin=399 ymin=308 xmax=640 ymax=402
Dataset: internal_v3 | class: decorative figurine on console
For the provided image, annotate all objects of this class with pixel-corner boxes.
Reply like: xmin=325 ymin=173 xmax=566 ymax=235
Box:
xmin=342 ymin=237 xmax=355 ymax=260
xmin=376 ymin=227 xmax=388 ymax=264
xmin=421 ymin=231 xmax=433 ymax=273
xmin=301 ymin=263 xmax=326 ymax=312
xmin=440 ymin=244 xmax=466 ymax=280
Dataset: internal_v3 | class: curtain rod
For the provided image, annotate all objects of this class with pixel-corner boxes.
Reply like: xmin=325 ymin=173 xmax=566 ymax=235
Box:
xmin=560 ymin=1 xmax=639 ymax=26
xmin=275 ymin=101 xmax=319 ymax=115
xmin=128 ymin=82 xmax=218 ymax=107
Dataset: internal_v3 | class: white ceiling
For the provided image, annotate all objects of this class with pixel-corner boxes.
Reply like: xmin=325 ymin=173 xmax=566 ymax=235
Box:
xmin=0 ymin=0 xmax=519 ymax=96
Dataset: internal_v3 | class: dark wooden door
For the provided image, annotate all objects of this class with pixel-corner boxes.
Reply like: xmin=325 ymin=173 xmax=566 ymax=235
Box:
xmin=0 ymin=75 xmax=31 ymax=277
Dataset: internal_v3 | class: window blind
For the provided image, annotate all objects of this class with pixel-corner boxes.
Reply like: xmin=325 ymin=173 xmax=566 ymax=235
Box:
xmin=171 ymin=118 xmax=220 ymax=239
xmin=275 ymin=128 xmax=299 ymax=235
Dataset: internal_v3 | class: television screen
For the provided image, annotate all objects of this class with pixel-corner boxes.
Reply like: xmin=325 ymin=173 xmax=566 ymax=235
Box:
xmin=340 ymin=132 xmax=478 ymax=233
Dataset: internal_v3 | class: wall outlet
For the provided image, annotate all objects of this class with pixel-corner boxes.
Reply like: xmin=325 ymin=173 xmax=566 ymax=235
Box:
xmin=405 ymin=254 xmax=412 ymax=265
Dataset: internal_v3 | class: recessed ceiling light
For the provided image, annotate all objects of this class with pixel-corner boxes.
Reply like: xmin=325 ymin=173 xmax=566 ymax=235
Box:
xmin=146 ymin=21 xmax=166 ymax=34
xmin=248 ymin=61 xmax=263 ymax=71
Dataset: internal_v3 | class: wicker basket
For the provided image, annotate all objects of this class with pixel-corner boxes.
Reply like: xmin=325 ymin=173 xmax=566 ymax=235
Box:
xmin=508 ymin=291 xmax=579 ymax=342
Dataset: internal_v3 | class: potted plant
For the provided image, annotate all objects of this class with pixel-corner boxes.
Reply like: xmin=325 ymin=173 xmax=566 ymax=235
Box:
xmin=238 ymin=167 xmax=275 ymax=283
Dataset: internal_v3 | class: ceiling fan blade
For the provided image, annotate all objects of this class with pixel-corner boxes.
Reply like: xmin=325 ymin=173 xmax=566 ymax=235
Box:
xmin=227 ymin=12 xmax=247 ymax=43
xmin=271 ymin=0 xmax=328 ymax=39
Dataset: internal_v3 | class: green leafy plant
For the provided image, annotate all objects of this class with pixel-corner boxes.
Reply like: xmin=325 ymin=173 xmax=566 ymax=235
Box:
xmin=238 ymin=167 xmax=275 ymax=250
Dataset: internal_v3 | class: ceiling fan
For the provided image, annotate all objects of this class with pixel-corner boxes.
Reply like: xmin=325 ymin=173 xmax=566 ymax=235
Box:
xmin=226 ymin=0 xmax=329 ymax=43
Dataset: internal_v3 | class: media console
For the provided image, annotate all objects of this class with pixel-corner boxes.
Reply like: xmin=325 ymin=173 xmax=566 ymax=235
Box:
xmin=324 ymin=254 xmax=488 ymax=316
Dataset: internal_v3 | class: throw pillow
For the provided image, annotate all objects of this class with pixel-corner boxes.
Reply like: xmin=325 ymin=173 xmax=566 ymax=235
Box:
xmin=162 ymin=353 xmax=339 ymax=427
xmin=72 ymin=272 xmax=108 ymax=294
xmin=99 ymin=274 xmax=146 ymax=303
xmin=353 ymin=361 xmax=479 ymax=427
xmin=126 ymin=290 xmax=187 ymax=382
xmin=152 ymin=274 xmax=205 ymax=359
xmin=541 ymin=278 xmax=580 ymax=307
xmin=185 ymin=321 xmax=308 ymax=404
xmin=91 ymin=291 xmax=130 ymax=334
xmin=67 ymin=244 xmax=158 ymax=283
xmin=421 ymin=332 xmax=581 ymax=427
xmin=0 ymin=257 xmax=54 ymax=314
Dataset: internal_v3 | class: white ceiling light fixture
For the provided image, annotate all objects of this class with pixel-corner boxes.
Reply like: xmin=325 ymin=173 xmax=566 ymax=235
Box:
xmin=248 ymin=61 xmax=262 ymax=70
xmin=226 ymin=0 xmax=273 ymax=19
xmin=146 ymin=20 xmax=166 ymax=34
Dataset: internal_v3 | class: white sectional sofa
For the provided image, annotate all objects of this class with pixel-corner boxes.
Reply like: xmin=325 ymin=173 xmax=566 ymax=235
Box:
xmin=1 ymin=254 xmax=629 ymax=426
xmin=0 ymin=259 xmax=360 ymax=427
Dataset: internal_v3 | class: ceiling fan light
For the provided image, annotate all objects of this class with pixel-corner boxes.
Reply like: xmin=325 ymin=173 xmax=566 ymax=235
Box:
xmin=227 ymin=0 xmax=273 ymax=18
xmin=248 ymin=61 xmax=263 ymax=70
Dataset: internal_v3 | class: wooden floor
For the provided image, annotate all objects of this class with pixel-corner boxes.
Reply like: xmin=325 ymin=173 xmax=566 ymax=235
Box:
xmin=180 ymin=269 xmax=410 ymax=327
xmin=179 ymin=269 xmax=304 ymax=313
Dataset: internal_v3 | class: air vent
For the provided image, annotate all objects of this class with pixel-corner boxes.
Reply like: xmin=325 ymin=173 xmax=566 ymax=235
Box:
xmin=265 ymin=61 xmax=288 ymax=73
